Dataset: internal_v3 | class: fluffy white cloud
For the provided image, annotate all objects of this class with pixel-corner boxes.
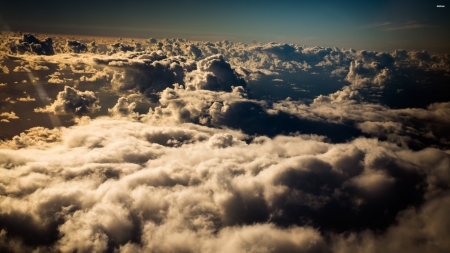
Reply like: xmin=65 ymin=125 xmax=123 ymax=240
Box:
xmin=345 ymin=60 xmax=391 ymax=88
xmin=0 ymin=116 xmax=448 ymax=252
xmin=108 ymin=97 xmax=138 ymax=118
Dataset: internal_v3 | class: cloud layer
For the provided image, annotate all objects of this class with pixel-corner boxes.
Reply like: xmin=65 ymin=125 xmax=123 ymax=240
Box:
xmin=0 ymin=116 xmax=449 ymax=252
xmin=1 ymin=33 xmax=450 ymax=252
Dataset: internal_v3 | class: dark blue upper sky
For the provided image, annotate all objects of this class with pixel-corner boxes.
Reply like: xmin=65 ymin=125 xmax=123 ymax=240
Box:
xmin=1 ymin=0 xmax=449 ymax=52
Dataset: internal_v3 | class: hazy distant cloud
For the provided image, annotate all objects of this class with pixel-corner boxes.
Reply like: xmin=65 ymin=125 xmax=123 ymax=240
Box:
xmin=359 ymin=22 xmax=392 ymax=29
xmin=34 ymin=86 xmax=100 ymax=116
xmin=358 ymin=21 xmax=426 ymax=32
xmin=383 ymin=22 xmax=427 ymax=31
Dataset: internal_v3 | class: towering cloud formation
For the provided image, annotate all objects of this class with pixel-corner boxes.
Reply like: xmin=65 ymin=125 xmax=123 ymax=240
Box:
xmin=185 ymin=55 xmax=246 ymax=91
xmin=3 ymin=34 xmax=54 ymax=55
xmin=34 ymin=86 xmax=100 ymax=116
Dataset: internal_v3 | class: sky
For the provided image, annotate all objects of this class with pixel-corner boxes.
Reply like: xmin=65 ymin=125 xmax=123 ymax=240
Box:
xmin=1 ymin=0 xmax=450 ymax=52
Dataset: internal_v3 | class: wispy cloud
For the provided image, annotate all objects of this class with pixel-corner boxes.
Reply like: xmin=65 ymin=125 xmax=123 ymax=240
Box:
xmin=360 ymin=21 xmax=427 ymax=31
xmin=383 ymin=21 xmax=427 ymax=31
xmin=359 ymin=22 xmax=392 ymax=29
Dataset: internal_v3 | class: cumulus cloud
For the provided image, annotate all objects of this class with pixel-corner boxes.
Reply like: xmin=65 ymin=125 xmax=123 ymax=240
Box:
xmin=3 ymin=34 xmax=54 ymax=55
xmin=330 ymin=66 xmax=347 ymax=77
xmin=184 ymin=54 xmax=246 ymax=91
xmin=345 ymin=60 xmax=391 ymax=88
xmin=143 ymin=84 xmax=250 ymax=126
xmin=105 ymin=52 xmax=193 ymax=96
xmin=27 ymin=61 xmax=50 ymax=71
xmin=16 ymin=96 xmax=36 ymax=102
xmin=80 ymin=69 xmax=110 ymax=82
xmin=0 ymin=127 xmax=61 ymax=149
xmin=108 ymin=42 xmax=136 ymax=53
xmin=34 ymin=86 xmax=100 ymax=116
xmin=12 ymin=66 xmax=31 ymax=73
xmin=0 ymin=116 xmax=448 ymax=252
xmin=234 ymin=67 xmax=278 ymax=81
xmin=65 ymin=40 xmax=88 ymax=53
xmin=272 ymin=98 xmax=450 ymax=148
xmin=1 ymin=111 xmax=19 ymax=120
xmin=87 ymin=51 xmax=246 ymax=100
xmin=1 ymin=32 xmax=450 ymax=253
xmin=108 ymin=97 xmax=138 ymax=118
xmin=313 ymin=86 xmax=360 ymax=103
xmin=47 ymin=72 xmax=65 ymax=84
xmin=0 ymin=64 xmax=9 ymax=74
xmin=332 ymin=194 xmax=450 ymax=253
xmin=4 ymin=97 xmax=16 ymax=104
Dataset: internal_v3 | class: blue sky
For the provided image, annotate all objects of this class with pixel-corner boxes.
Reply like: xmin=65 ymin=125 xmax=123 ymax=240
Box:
xmin=1 ymin=0 xmax=449 ymax=52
